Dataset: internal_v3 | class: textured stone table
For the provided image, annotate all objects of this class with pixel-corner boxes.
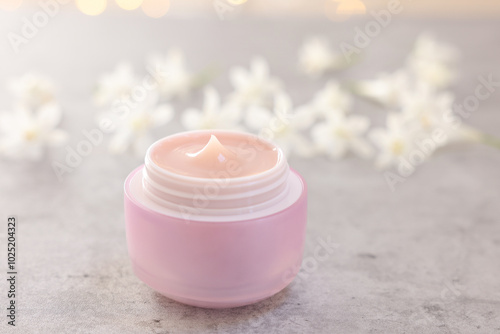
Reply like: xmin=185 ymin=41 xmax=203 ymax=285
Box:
xmin=0 ymin=12 xmax=499 ymax=334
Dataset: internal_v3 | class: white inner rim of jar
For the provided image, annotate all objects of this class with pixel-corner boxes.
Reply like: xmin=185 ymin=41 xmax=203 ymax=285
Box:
xmin=141 ymin=131 xmax=292 ymax=217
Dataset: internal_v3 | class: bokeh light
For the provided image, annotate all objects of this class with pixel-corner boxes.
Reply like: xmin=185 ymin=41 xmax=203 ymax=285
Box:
xmin=337 ymin=0 xmax=366 ymax=16
xmin=76 ymin=0 xmax=108 ymax=16
xmin=141 ymin=0 xmax=170 ymax=18
xmin=0 ymin=0 xmax=23 ymax=11
xmin=116 ymin=0 xmax=143 ymax=11
xmin=325 ymin=0 xmax=366 ymax=22
xmin=227 ymin=0 xmax=247 ymax=5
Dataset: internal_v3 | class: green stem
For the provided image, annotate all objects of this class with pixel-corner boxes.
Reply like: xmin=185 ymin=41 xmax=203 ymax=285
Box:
xmin=479 ymin=132 xmax=500 ymax=149
xmin=342 ymin=81 xmax=389 ymax=109
xmin=191 ymin=66 xmax=219 ymax=89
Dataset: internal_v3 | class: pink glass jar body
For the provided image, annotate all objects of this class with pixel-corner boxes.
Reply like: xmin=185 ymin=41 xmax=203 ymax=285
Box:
xmin=124 ymin=165 xmax=307 ymax=308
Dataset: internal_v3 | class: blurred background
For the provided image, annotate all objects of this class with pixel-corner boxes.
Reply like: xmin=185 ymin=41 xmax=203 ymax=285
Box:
xmin=2 ymin=0 xmax=500 ymax=163
xmin=1 ymin=1 xmax=500 ymax=333
xmin=2 ymin=0 xmax=500 ymax=18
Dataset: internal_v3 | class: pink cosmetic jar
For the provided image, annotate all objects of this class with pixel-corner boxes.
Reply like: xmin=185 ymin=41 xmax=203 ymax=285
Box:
xmin=124 ymin=130 xmax=307 ymax=308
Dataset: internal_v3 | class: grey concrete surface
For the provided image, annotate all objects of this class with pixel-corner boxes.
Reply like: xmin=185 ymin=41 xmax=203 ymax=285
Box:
xmin=0 ymin=13 xmax=499 ymax=334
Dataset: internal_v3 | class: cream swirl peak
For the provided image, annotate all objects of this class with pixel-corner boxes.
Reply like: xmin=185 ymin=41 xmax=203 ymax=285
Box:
xmin=148 ymin=131 xmax=280 ymax=178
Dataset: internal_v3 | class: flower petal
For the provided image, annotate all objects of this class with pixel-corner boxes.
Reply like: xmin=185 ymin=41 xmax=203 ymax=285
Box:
xmin=348 ymin=115 xmax=370 ymax=134
xmin=350 ymin=137 xmax=374 ymax=159
xmin=292 ymin=134 xmax=317 ymax=158
xmin=151 ymin=104 xmax=174 ymax=126
xmin=132 ymin=133 xmax=154 ymax=157
xmin=326 ymin=141 xmax=348 ymax=160
xmin=109 ymin=129 xmax=133 ymax=154
xmin=181 ymin=109 xmax=203 ymax=130
xmin=292 ymin=104 xmax=317 ymax=130
xmin=37 ymin=103 xmax=62 ymax=129
xmin=245 ymin=106 xmax=272 ymax=131
xmin=203 ymin=86 xmax=220 ymax=114
xmin=47 ymin=129 xmax=69 ymax=147
xmin=252 ymin=57 xmax=269 ymax=79
xmin=229 ymin=67 xmax=248 ymax=88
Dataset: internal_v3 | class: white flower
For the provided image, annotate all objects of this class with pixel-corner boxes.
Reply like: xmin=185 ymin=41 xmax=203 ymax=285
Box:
xmin=354 ymin=70 xmax=410 ymax=108
xmin=369 ymin=113 xmax=418 ymax=169
xmin=104 ymin=92 xmax=174 ymax=156
xmin=407 ymin=34 xmax=459 ymax=89
xmin=311 ymin=80 xmax=353 ymax=117
xmin=355 ymin=35 xmax=458 ymax=109
xmin=298 ymin=37 xmax=346 ymax=77
xmin=228 ymin=57 xmax=281 ymax=109
xmin=181 ymin=86 xmax=242 ymax=130
xmin=94 ymin=62 xmax=138 ymax=107
xmin=0 ymin=104 xmax=68 ymax=161
xmin=147 ymin=48 xmax=193 ymax=100
xmin=245 ymin=92 xmax=315 ymax=158
xmin=400 ymin=85 xmax=454 ymax=135
xmin=312 ymin=113 xmax=373 ymax=159
xmin=400 ymin=85 xmax=479 ymax=146
xmin=8 ymin=73 xmax=56 ymax=109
